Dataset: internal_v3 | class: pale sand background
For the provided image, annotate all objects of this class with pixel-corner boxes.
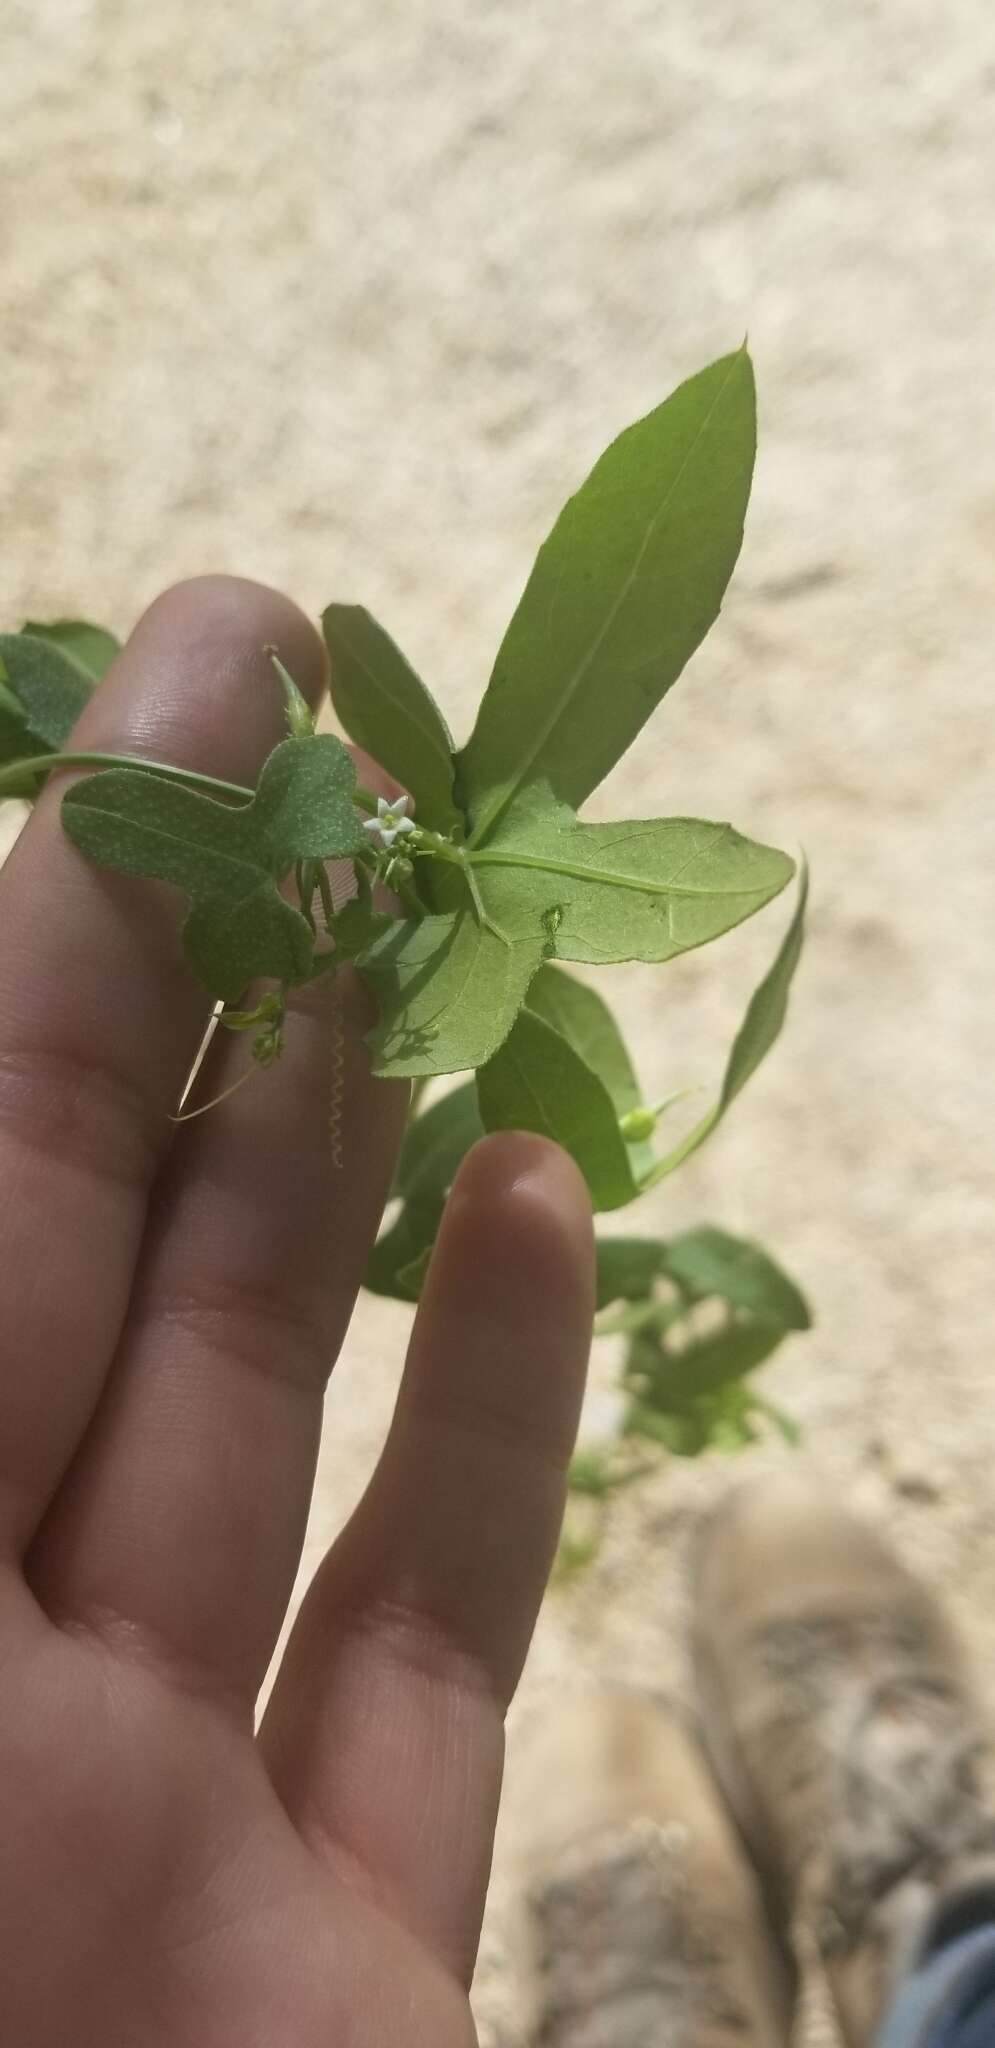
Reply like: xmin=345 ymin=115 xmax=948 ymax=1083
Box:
xmin=3 ymin=3 xmax=994 ymax=2038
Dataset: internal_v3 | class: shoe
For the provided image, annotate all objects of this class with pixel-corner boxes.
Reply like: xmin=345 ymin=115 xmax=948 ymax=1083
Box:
xmin=692 ymin=1469 xmax=995 ymax=2046
xmin=510 ymin=1689 xmax=794 ymax=2046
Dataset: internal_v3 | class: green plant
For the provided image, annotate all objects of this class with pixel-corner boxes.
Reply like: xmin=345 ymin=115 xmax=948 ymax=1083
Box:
xmin=0 ymin=346 xmax=809 ymax=1495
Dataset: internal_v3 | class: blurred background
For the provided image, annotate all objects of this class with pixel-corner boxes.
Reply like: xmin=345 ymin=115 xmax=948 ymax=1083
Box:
xmin=3 ymin=2 xmax=994 ymax=2038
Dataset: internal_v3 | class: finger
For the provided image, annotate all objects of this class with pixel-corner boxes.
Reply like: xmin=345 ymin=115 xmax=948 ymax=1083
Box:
xmin=0 ymin=577 xmax=325 ymax=1559
xmin=28 ymin=966 xmax=408 ymax=1709
xmin=260 ymin=1135 xmax=594 ymax=1985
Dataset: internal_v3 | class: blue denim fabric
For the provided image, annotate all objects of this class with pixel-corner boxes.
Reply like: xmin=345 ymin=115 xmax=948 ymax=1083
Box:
xmin=875 ymin=1927 xmax=995 ymax=2048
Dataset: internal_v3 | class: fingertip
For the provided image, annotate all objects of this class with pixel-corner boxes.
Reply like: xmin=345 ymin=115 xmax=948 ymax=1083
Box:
xmin=454 ymin=1129 xmax=592 ymax=1225
xmin=138 ymin=574 xmax=328 ymax=703
xmin=436 ymin=1131 xmax=595 ymax=1329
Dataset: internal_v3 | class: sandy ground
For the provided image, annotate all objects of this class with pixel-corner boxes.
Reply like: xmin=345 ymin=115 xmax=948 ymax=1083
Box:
xmin=3 ymin=2 xmax=994 ymax=2039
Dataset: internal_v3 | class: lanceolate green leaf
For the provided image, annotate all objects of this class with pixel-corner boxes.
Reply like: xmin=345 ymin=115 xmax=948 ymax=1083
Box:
xmin=644 ymin=861 xmax=808 ymax=1184
xmin=358 ymin=900 xmax=548 ymax=1079
xmin=323 ymin=605 xmax=461 ymax=836
xmin=366 ymin=1083 xmax=484 ymax=1301
xmin=22 ymin=618 xmax=121 ymax=682
xmin=459 ymin=348 xmax=756 ymax=843
xmin=397 ymin=1081 xmax=484 ymax=1205
xmin=473 ymin=791 xmax=793 ymax=966
xmin=62 ymin=735 xmax=365 ymax=1002
xmin=365 ymin=1207 xmax=432 ymax=1303
xmin=0 ymin=633 xmax=94 ymax=752
xmin=477 ymin=1006 xmax=639 ymax=1210
xmin=526 ymin=964 xmax=642 ymax=1110
xmin=526 ymin=962 xmax=654 ymax=1178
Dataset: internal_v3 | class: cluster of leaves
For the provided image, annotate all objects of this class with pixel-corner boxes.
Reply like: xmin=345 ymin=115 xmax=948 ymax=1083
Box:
xmin=557 ymin=1222 xmax=809 ymax=1574
xmin=0 ymin=346 xmax=811 ymax=1481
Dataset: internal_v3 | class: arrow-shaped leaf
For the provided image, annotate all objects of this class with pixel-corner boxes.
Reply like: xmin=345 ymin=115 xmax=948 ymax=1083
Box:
xmin=62 ymin=735 xmax=365 ymax=1002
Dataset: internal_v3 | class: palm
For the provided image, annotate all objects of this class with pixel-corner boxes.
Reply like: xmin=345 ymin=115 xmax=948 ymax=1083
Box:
xmin=0 ymin=578 xmax=592 ymax=2047
xmin=3 ymin=1627 xmax=467 ymax=2044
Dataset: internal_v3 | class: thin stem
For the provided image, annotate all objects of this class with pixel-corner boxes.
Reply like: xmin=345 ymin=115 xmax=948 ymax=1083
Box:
xmin=593 ymin=1299 xmax=668 ymax=1340
xmin=0 ymin=754 xmax=390 ymax=819
xmin=393 ymin=870 xmax=429 ymax=920
xmin=171 ymin=1061 xmax=259 ymax=1123
xmin=296 ymin=859 xmax=317 ymax=933
xmin=412 ymin=837 xmax=508 ymax=944
xmin=315 ymin=860 xmax=336 ymax=933
xmin=0 ymin=751 xmax=256 ymax=804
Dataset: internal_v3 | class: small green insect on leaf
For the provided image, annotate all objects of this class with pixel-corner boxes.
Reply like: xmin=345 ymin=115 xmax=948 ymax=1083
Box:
xmin=21 ymin=618 xmax=121 ymax=682
xmin=62 ymin=734 xmax=366 ymax=1004
xmin=323 ymin=605 xmax=462 ymax=837
xmin=459 ymin=347 xmax=756 ymax=842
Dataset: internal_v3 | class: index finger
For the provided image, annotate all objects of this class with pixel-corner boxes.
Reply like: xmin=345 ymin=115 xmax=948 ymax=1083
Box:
xmin=0 ymin=576 xmax=326 ymax=1561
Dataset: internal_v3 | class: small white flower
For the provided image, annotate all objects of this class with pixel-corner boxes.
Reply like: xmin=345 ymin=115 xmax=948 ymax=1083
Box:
xmin=363 ymin=793 xmax=416 ymax=850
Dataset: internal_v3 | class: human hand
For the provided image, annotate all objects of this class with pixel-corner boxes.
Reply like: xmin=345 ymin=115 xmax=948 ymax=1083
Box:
xmin=0 ymin=578 xmax=594 ymax=2047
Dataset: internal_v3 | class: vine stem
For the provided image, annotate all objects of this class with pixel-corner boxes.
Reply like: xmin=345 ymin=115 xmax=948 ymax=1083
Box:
xmin=0 ymin=752 xmax=385 ymax=816
xmin=0 ymin=751 xmax=256 ymax=802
